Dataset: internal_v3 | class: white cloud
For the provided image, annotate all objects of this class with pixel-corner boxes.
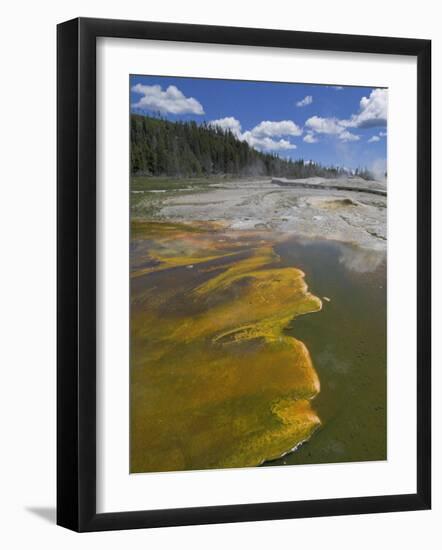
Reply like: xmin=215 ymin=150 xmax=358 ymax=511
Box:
xmin=250 ymin=120 xmax=302 ymax=138
xmin=296 ymin=95 xmax=313 ymax=107
xmin=342 ymin=88 xmax=388 ymax=129
xmin=208 ymin=117 xmax=300 ymax=151
xmin=305 ymin=116 xmax=344 ymax=135
xmin=339 ymin=130 xmax=360 ymax=142
xmin=241 ymin=132 xmax=297 ymax=151
xmin=303 ymin=88 xmax=386 ymax=145
xmin=305 ymin=116 xmax=359 ymax=142
xmin=304 ymin=116 xmax=360 ymax=143
xmin=209 ymin=117 xmax=242 ymax=138
xmin=303 ymin=132 xmax=318 ymax=144
xmin=131 ymin=84 xmax=204 ymax=115
xmin=368 ymin=135 xmax=381 ymax=143
xmin=244 ymin=119 xmax=301 ymax=150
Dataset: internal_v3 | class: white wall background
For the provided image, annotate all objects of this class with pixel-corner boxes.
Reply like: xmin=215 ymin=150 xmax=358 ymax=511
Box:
xmin=0 ymin=1 xmax=439 ymax=547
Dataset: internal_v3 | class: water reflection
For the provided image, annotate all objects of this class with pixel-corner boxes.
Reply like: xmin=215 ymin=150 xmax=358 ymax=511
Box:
xmin=266 ymin=235 xmax=387 ymax=467
xmin=338 ymin=244 xmax=386 ymax=273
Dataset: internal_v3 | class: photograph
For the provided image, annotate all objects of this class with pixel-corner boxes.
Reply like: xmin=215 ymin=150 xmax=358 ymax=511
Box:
xmin=129 ymin=75 xmax=388 ymax=474
xmin=0 ymin=1 xmax=434 ymax=541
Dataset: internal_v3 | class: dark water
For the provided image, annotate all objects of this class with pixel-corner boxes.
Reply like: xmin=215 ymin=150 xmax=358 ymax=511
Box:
xmin=263 ymin=238 xmax=387 ymax=466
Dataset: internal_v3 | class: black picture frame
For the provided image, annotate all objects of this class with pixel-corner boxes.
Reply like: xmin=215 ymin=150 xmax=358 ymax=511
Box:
xmin=57 ymin=17 xmax=431 ymax=532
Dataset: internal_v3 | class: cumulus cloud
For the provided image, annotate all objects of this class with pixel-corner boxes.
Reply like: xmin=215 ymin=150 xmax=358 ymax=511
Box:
xmin=305 ymin=116 xmax=343 ymax=135
xmin=242 ymin=133 xmax=297 ymax=151
xmin=342 ymin=88 xmax=388 ymax=129
xmin=209 ymin=117 xmax=300 ymax=151
xmin=245 ymin=119 xmax=301 ymax=150
xmin=209 ymin=117 xmax=242 ymax=138
xmin=303 ymin=88 xmax=386 ymax=145
xmin=304 ymin=116 xmax=359 ymax=142
xmin=368 ymin=135 xmax=381 ymax=143
xmin=296 ymin=95 xmax=313 ymax=107
xmin=303 ymin=132 xmax=318 ymax=144
xmin=131 ymin=84 xmax=204 ymax=115
xmin=339 ymin=130 xmax=360 ymax=142
xmin=250 ymin=120 xmax=302 ymax=138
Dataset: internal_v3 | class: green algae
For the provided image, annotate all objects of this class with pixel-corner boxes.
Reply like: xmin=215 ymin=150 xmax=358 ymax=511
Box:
xmin=130 ymin=221 xmax=322 ymax=473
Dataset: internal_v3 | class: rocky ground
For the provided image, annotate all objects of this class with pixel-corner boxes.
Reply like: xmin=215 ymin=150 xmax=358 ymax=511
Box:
xmin=133 ymin=176 xmax=387 ymax=251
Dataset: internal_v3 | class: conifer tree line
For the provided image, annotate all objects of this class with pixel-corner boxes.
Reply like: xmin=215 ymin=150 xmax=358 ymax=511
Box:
xmin=131 ymin=114 xmax=371 ymax=179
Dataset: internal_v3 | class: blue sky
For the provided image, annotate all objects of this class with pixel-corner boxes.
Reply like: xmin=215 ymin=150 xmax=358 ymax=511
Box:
xmin=130 ymin=75 xmax=387 ymax=172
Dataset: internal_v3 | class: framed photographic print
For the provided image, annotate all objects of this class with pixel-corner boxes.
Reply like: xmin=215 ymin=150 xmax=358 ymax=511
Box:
xmin=57 ymin=17 xmax=431 ymax=531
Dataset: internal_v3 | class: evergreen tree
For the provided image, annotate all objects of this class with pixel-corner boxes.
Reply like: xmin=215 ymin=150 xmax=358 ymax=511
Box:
xmin=130 ymin=114 xmax=368 ymax=179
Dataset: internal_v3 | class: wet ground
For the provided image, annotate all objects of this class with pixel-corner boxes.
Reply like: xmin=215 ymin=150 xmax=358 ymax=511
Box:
xmin=130 ymin=221 xmax=386 ymax=472
xmin=130 ymin=222 xmax=324 ymax=473
xmin=132 ymin=176 xmax=387 ymax=251
xmin=264 ymin=238 xmax=387 ymax=466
